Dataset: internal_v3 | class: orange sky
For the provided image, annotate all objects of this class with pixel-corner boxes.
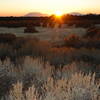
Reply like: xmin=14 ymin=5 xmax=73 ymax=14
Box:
xmin=0 ymin=0 xmax=100 ymax=16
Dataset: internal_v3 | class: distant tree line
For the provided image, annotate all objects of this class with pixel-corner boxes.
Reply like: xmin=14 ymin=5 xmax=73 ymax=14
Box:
xmin=0 ymin=14 xmax=100 ymax=27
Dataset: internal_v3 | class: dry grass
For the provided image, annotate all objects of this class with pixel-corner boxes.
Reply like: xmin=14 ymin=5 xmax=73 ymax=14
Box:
xmin=2 ymin=73 xmax=100 ymax=100
xmin=0 ymin=57 xmax=99 ymax=100
xmin=0 ymin=27 xmax=86 ymax=41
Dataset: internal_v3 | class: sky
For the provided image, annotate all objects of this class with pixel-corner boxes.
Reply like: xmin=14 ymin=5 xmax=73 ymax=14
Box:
xmin=0 ymin=0 xmax=100 ymax=16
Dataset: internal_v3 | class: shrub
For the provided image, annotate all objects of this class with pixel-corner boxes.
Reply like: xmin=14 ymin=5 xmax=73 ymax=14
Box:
xmin=64 ymin=34 xmax=82 ymax=48
xmin=84 ymin=27 xmax=100 ymax=39
xmin=0 ymin=33 xmax=16 ymax=44
xmin=0 ymin=44 xmax=14 ymax=61
xmin=4 ymin=82 xmax=38 ymax=100
xmin=24 ymin=27 xmax=38 ymax=33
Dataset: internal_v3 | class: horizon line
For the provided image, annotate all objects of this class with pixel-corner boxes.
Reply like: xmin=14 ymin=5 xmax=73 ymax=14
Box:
xmin=0 ymin=13 xmax=100 ymax=17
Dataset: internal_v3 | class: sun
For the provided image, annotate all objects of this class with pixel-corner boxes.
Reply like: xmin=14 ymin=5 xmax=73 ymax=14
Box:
xmin=55 ymin=11 xmax=63 ymax=17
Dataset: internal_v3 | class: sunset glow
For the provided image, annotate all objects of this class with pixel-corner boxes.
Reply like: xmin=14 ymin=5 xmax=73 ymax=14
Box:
xmin=0 ymin=0 xmax=100 ymax=16
xmin=55 ymin=11 xmax=63 ymax=17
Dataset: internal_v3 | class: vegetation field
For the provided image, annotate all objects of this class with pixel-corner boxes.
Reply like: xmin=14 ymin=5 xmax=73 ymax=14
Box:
xmin=0 ymin=16 xmax=99 ymax=100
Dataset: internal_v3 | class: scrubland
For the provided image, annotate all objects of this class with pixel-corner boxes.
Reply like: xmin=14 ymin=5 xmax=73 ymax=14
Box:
xmin=0 ymin=24 xmax=99 ymax=100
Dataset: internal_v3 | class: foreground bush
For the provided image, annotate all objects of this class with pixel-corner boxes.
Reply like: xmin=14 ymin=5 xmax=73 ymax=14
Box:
xmin=43 ymin=73 xmax=100 ymax=100
xmin=3 ymin=73 xmax=100 ymax=100
xmin=0 ymin=57 xmax=99 ymax=100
